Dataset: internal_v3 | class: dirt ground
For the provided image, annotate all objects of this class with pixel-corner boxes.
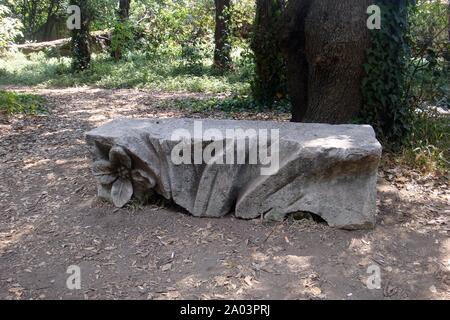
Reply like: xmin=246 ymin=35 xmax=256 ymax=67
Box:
xmin=0 ymin=86 xmax=449 ymax=300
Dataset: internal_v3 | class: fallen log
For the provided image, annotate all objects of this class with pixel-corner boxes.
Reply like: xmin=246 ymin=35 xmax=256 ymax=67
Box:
xmin=10 ymin=30 xmax=111 ymax=56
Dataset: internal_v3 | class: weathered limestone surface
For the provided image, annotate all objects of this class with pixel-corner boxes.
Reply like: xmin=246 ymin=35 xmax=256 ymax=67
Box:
xmin=85 ymin=118 xmax=382 ymax=229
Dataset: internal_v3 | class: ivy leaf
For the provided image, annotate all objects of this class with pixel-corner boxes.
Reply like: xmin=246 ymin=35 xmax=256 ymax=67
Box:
xmin=111 ymin=178 xmax=133 ymax=208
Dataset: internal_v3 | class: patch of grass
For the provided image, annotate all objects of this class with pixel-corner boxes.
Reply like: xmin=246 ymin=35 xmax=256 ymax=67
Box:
xmin=384 ymin=107 xmax=450 ymax=173
xmin=0 ymin=90 xmax=47 ymax=115
xmin=0 ymin=51 xmax=251 ymax=94
xmin=174 ymin=95 xmax=291 ymax=114
xmin=401 ymin=109 xmax=450 ymax=172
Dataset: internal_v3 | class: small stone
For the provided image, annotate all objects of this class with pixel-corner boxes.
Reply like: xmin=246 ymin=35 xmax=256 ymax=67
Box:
xmin=310 ymin=287 xmax=322 ymax=296
xmin=161 ymin=263 xmax=172 ymax=272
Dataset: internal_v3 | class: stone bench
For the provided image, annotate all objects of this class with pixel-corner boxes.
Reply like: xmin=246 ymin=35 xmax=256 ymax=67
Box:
xmin=85 ymin=118 xmax=382 ymax=229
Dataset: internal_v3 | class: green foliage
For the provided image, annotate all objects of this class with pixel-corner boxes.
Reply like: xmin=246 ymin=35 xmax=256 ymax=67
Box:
xmin=90 ymin=0 xmax=119 ymax=31
xmin=180 ymin=39 xmax=208 ymax=74
xmin=3 ymin=0 xmax=115 ymax=42
xmin=3 ymin=0 xmax=70 ymax=41
xmin=361 ymin=0 xmax=412 ymax=148
xmin=0 ymin=51 xmax=250 ymax=93
xmin=174 ymin=94 xmax=290 ymax=114
xmin=229 ymin=0 xmax=254 ymax=45
xmin=0 ymin=4 xmax=23 ymax=52
xmin=407 ymin=0 xmax=449 ymax=110
xmin=134 ymin=0 xmax=215 ymax=61
xmin=111 ymin=20 xmax=135 ymax=59
xmin=0 ymin=90 xmax=46 ymax=115
xmin=404 ymin=108 xmax=449 ymax=172
xmin=398 ymin=112 xmax=450 ymax=173
xmin=402 ymin=0 xmax=449 ymax=171
xmin=362 ymin=0 xmax=449 ymax=171
xmin=125 ymin=0 xmax=251 ymax=72
xmin=362 ymin=0 xmax=449 ymax=170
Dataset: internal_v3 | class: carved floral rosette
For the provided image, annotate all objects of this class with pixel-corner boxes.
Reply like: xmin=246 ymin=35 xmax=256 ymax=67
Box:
xmin=91 ymin=145 xmax=156 ymax=207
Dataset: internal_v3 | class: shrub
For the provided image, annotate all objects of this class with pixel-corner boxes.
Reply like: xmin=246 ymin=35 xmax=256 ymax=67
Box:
xmin=0 ymin=5 xmax=23 ymax=53
xmin=0 ymin=90 xmax=47 ymax=115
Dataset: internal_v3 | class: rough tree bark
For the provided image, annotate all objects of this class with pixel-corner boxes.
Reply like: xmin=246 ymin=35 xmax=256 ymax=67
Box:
xmin=251 ymin=0 xmax=284 ymax=107
xmin=70 ymin=0 xmax=91 ymax=71
xmin=447 ymin=0 xmax=450 ymax=42
xmin=447 ymin=0 xmax=450 ymax=68
xmin=119 ymin=0 xmax=131 ymax=19
xmin=214 ymin=0 xmax=232 ymax=72
xmin=281 ymin=0 xmax=372 ymax=123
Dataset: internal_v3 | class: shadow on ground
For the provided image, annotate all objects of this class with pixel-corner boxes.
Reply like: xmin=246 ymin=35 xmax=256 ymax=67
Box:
xmin=0 ymin=87 xmax=448 ymax=300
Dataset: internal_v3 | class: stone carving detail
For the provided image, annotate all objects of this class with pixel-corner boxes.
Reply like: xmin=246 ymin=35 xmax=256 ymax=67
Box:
xmin=86 ymin=118 xmax=382 ymax=230
xmin=91 ymin=145 xmax=156 ymax=207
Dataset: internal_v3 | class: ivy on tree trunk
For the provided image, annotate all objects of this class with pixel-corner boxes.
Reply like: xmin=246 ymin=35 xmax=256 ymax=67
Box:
xmin=361 ymin=0 xmax=411 ymax=147
xmin=70 ymin=0 xmax=91 ymax=71
xmin=112 ymin=0 xmax=131 ymax=61
xmin=214 ymin=0 xmax=232 ymax=72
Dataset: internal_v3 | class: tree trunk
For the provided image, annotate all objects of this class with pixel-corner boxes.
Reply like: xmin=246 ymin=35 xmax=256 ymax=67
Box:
xmin=279 ymin=0 xmax=311 ymax=121
xmin=71 ymin=0 xmax=91 ymax=71
xmin=251 ymin=0 xmax=284 ymax=107
xmin=119 ymin=0 xmax=130 ymax=20
xmin=447 ymin=0 xmax=450 ymax=43
xmin=446 ymin=0 xmax=450 ymax=67
xmin=112 ymin=0 xmax=131 ymax=61
xmin=40 ymin=0 xmax=57 ymax=41
xmin=214 ymin=0 xmax=232 ymax=72
xmin=281 ymin=0 xmax=371 ymax=123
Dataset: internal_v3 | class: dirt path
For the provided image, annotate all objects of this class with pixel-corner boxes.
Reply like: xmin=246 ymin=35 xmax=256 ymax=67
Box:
xmin=0 ymin=86 xmax=449 ymax=300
